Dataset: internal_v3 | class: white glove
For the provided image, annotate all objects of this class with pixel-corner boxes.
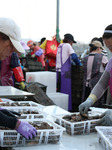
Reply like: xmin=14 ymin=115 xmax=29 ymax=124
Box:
xmin=31 ymin=54 xmax=35 ymax=58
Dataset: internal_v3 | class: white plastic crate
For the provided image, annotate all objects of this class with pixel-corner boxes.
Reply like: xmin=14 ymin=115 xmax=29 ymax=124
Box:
xmin=0 ymin=119 xmax=65 ymax=147
xmin=0 ymin=107 xmax=46 ymax=119
xmin=53 ymin=111 xmax=102 ymax=135
xmin=0 ymin=101 xmax=44 ymax=110
xmin=95 ymin=126 xmax=112 ymax=150
xmin=19 ymin=114 xmax=45 ymax=119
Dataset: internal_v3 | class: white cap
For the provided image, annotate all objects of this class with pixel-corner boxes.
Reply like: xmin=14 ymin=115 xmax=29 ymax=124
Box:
xmin=91 ymin=41 xmax=104 ymax=49
xmin=0 ymin=17 xmax=25 ymax=53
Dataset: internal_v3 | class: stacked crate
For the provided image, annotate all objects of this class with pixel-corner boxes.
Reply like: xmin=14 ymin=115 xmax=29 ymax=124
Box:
xmin=71 ymin=65 xmax=84 ymax=112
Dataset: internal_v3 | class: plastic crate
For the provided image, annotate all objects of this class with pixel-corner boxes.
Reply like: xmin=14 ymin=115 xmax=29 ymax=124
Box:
xmin=15 ymin=82 xmax=47 ymax=93
xmin=10 ymin=108 xmax=46 ymax=119
xmin=19 ymin=114 xmax=44 ymax=119
xmin=0 ymin=106 xmax=46 ymax=119
xmin=0 ymin=119 xmax=65 ymax=147
xmin=53 ymin=111 xmax=102 ymax=135
xmin=0 ymin=101 xmax=44 ymax=110
xmin=20 ymin=56 xmax=44 ymax=71
xmin=95 ymin=126 xmax=112 ymax=150
xmin=26 ymin=82 xmax=47 ymax=93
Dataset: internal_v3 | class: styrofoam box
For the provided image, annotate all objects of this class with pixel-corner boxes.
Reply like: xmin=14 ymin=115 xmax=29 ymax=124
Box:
xmin=0 ymin=119 xmax=65 ymax=147
xmin=26 ymin=71 xmax=56 ymax=93
xmin=47 ymin=93 xmax=69 ymax=111
xmin=95 ymin=126 xmax=112 ymax=150
xmin=53 ymin=111 xmax=103 ymax=136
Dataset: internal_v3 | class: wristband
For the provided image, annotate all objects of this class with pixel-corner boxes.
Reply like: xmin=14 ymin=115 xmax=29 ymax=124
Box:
xmin=88 ymin=94 xmax=97 ymax=103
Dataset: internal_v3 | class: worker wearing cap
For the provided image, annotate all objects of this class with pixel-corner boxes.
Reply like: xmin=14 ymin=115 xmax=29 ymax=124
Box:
xmin=0 ymin=17 xmax=37 ymax=139
xmin=81 ymin=37 xmax=108 ymax=60
xmin=56 ymin=33 xmax=82 ymax=111
xmin=27 ymin=40 xmax=45 ymax=67
xmin=81 ymin=41 xmax=108 ymax=107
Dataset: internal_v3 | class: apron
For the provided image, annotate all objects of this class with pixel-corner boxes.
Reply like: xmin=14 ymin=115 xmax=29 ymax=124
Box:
xmin=56 ymin=45 xmax=72 ymax=111
xmin=1 ymin=54 xmax=13 ymax=86
xmin=109 ymin=69 xmax=112 ymax=96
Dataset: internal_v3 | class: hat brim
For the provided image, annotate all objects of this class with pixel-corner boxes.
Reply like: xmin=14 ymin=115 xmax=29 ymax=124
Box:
xmin=9 ymin=37 xmax=25 ymax=53
xmin=27 ymin=43 xmax=33 ymax=47
xmin=73 ymin=40 xmax=77 ymax=43
xmin=23 ymin=45 xmax=30 ymax=50
xmin=101 ymin=46 xmax=104 ymax=50
xmin=20 ymin=40 xmax=30 ymax=50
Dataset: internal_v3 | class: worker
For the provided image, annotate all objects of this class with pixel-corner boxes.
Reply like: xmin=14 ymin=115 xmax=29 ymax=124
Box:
xmin=0 ymin=51 xmax=25 ymax=90
xmin=0 ymin=40 xmax=30 ymax=89
xmin=56 ymin=33 xmax=82 ymax=111
xmin=27 ymin=40 xmax=45 ymax=67
xmin=39 ymin=36 xmax=59 ymax=71
xmin=0 ymin=17 xmax=37 ymax=139
xmin=20 ymin=40 xmax=30 ymax=57
xmin=81 ymin=37 xmax=108 ymax=60
xmin=79 ymin=24 xmax=112 ymax=126
xmin=81 ymin=41 xmax=108 ymax=107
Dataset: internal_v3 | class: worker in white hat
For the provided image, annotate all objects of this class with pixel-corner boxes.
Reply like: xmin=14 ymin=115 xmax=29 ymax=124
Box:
xmin=0 ymin=17 xmax=25 ymax=60
xmin=0 ymin=17 xmax=37 ymax=140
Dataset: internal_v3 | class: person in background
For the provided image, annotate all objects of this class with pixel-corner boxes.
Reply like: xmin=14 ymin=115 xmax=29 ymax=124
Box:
xmin=18 ymin=40 xmax=30 ymax=80
xmin=27 ymin=40 xmax=45 ymax=67
xmin=0 ymin=17 xmax=37 ymax=139
xmin=81 ymin=41 xmax=108 ymax=107
xmin=0 ymin=51 xmax=25 ymax=90
xmin=56 ymin=33 xmax=82 ymax=111
xmin=79 ymin=24 xmax=112 ymax=126
xmin=39 ymin=36 xmax=59 ymax=71
xmin=39 ymin=37 xmax=46 ymax=46
xmin=20 ymin=40 xmax=30 ymax=57
xmin=0 ymin=40 xmax=29 ymax=90
xmin=39 ymin=37 xmax=50 ymax=71
xmin=39 ymin=37 xmax=46 ymax=57
xmin=81 ymin=37 xmax=108 ymax=59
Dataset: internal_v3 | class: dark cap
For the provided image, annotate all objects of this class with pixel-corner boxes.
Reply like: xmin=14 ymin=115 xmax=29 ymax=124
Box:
xmin=64 ymin=33 xmax=77 ymax=43
xmin=40 ymin=37 xmax=46 ymax=44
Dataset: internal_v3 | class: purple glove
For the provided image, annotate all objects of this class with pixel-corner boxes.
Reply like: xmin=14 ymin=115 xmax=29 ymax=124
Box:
xmin=35 ymin=48 xmax=43 ymax=56
xmin=16 ymin=120 xmax=37 ymax=139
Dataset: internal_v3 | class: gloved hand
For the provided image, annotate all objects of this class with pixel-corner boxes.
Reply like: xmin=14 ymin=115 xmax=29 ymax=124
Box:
xmin=96 ymin=110 xmax=112 ymax=126
xmin=35 ymin=49 xmax=43 ymax=56
xmin=31 ymin=54 xmax=36 ymax=58
xmin=79 ymin=94 xmax=97 ymax=115
xmin=0 ymin=108 xmax=21 ymax=118
xmin=19 ymin=82 xmax=25 ymax=90
xmin=79 ymin=100 xmax=92 ymax=115
xmin=16 ymin=120 xmax=37 ymax=139
xmin=0 ymin=108 xmax=21 ymax=117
